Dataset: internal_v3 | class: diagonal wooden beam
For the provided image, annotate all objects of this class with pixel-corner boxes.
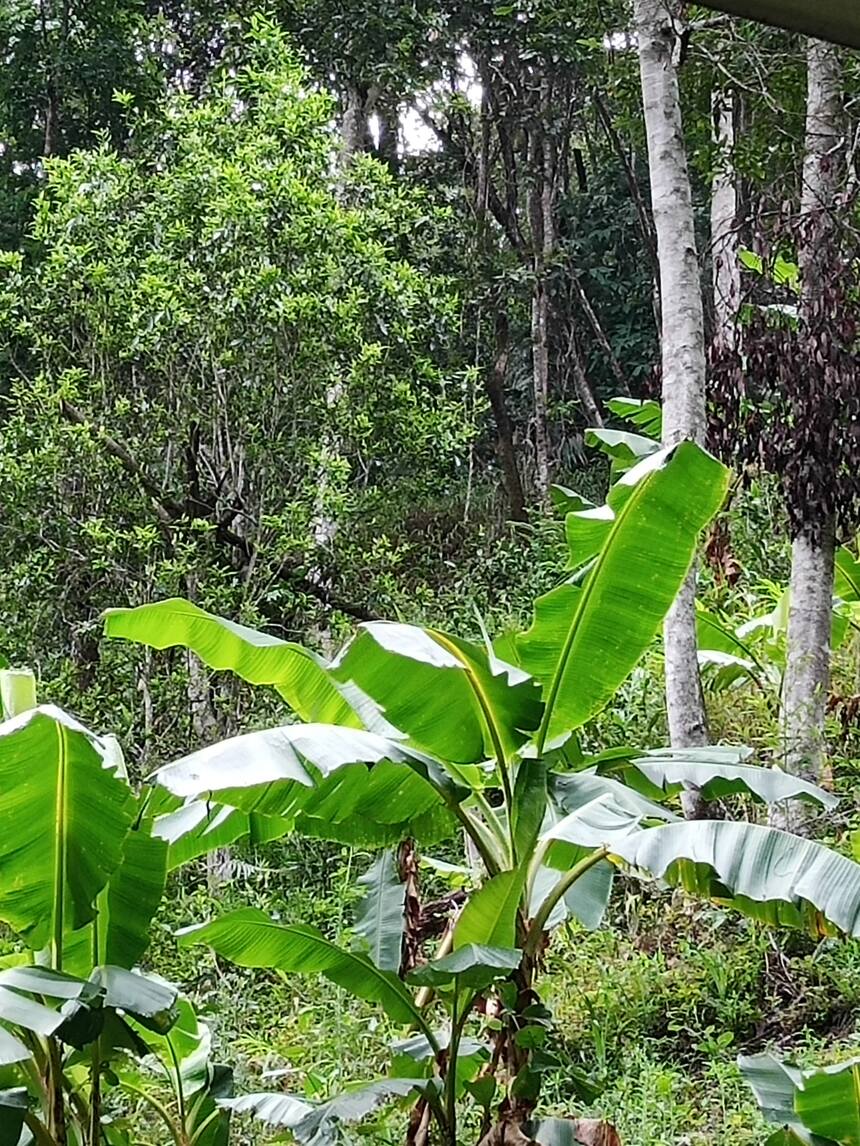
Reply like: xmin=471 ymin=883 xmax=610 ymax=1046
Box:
xmin=696 ymin=0 xmax=860 ymax=50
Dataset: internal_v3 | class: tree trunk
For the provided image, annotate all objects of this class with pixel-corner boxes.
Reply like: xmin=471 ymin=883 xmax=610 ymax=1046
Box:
xmin=776 ymin=39 xmax=843 ymax=831
xmin=374 ymin=101 xmax=399 ymax=173
xmin=776 ymin=526 xmax=836 ymax=830
xmin=710 ymin=89 xmax=740 ymax=349
xmin=475 ymin=87 xmax=527 ymax=524
xmin=484 ymin=312 xmax=528 ymax=522
xmin=531 ymin=281 xmax=551 ymax=502
xmin=636 ymin=0 xmax=711 ymax=816
xmin=528 ymin=116 xmax=552 ymax=502
xmin=572 ymin=274 xmax=630 ymax=397
xmin=567 ymin=326 xmax=605 ymax=428
xmin=339 ymin=82 xmax=376 ymax=169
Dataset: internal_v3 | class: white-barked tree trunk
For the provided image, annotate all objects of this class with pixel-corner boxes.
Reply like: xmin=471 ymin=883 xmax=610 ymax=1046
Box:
xmin=635 ymin=0 xmax=711 ymax=815
xmin=776 ymin=39 xmax=843 ymax=832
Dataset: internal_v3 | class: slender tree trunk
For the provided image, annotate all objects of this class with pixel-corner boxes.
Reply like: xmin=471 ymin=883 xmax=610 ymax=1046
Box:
xmin=776 ymin=40 xmax=843 ymax=831
xmin=778 ymin=525 xmax=836 ymax=829
xmin=572 ymin=275 xmax=630 ymax=397
xmin=636 ymin=0 xmax=711 ymax=814
xmin=475 ymin=88 xmax=527 ymax=523
xmin=40 ymin=0 xmax=70 ymax=158
xmin=710 ymin=89 xmax=740 ymax=349
xmin=704 ymin=90 xmax=741 ymax=595
xmin=528 ymin=115 xmax=552 ymax=502
xmin=375 ymin=102 xmax=399 ymax=173
xmin=567 ymin=326 xmax=605 ymax=427
xmin=484 ymin=312 xmax=528 ymax=521
xmin=531 ymin=280 xmax=551 ymax=501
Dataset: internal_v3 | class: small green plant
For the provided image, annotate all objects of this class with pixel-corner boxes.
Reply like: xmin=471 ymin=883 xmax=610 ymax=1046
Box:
xmin=0 ymin=669 xmax=229 ymax=1145
xmin=696 ymin=542 xmax=860 ymax=699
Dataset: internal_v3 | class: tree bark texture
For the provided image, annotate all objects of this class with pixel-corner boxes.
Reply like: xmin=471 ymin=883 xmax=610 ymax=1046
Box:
xmin=710 ymin=89 xmax=740 ymax=350
xmin=636 ymin=0 xmax=711 ymax=805
xmin=777 ymin=526 xmax=836 ymax=829
xmin=339 ymin=82 xmax=377 ymax=170
xmin=528 ymin=111 xmax=553 ymax=502
xmin=484 ymin=312 xmax=528 ymax=522
xmin=567 ymin=327 xmax=605 ymax=428
xmin=776 ymin=39 xmax=843 ymax=829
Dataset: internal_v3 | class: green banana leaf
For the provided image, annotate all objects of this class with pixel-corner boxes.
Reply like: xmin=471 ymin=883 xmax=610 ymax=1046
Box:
xmin=224 ymin=1078 xmax=423 ymax=1143
xmin=150 ymin=791 xmax=290 ymax=870
xmin=90 ymin=967 xmax=177 ymax=1031
xmin=100 ymin=813 xmax=169 ymax=968
xmin=614 ymin=822 xmax=860 ymax=937
xmin=0 ymin=706 xmax=135 ymax=954
xmin=738 ymin=1053 xmax=804 ymax=1123
xmin=739 ymin=1052 xmax=847 ymax=1145
xmin=696 ymin=607 xmax=759 ymax=659
xmin=330 ymin=622 xmax=542 ymax=763
xmin=550 ymin=770 xmax=679 ymax=824
xmin=765 ymin=1129 xmax=826 ymax=1146
xmin=565 ymin=505 xmax=616 ymax=567
xmin=154 ymin=724 xmax=463 ymax=847
xmin=511 ymin=759 xmax=548 ymax=863
xmin=697 ymin=0 xmax=860 ymax=51
xmin=453 ymin=870 xmax=524 ymax=950
xmin=21 ymin=784 xmax=163 ymax=979
xmin=127 ymin=994 xmax=213 ymax=1090
xmin=31 ymin=965 xmax=176 ymax=1051
xmin=180 ymin=908 xmax=434 ymax=1034
xmin=795 ymin=1061 xmax=860 ymax=1145
xmin=696 ymin=606 xmax=771 ymax=689
xmin=0 ymin=1029 xmax=31 ymax=1067
xmin=0 ymin=670 xmax=36 ymax=720
xmin=539 ymin=795 xmax=644 ymax=880
xmin=614 ymin=747 xmax=837 ymax=809
xmin=0 ymin=1089 xmax=26 ymax=1140
xmin=120 ymin=994 xmax=232 ymax=1146
xmin=529 ymin=861 xmax=613 ymax=931
xmin=407 ymin=944 xmax=521 ymax=990
xmin=518 ymin=443 xmax=729 ymax=747
xmin=353 ymin=850 xmax=405 ymax=973
xmin=221 ymin=1092 xmax=311 ymax=1130
xmin=584 ymin=427 xmax=660 ymax=476
xmin=550 ymin=486 xmax=596 ymax=516
xmin=835 ymin=547 xmax=860 ymax=604
xmin=104 ymin=598 xmax=359 ymax=726
xmin=606 ymin=397 xmax=662 ymax=439
xmin=0 ymin=967 xmax=93 ymax=1063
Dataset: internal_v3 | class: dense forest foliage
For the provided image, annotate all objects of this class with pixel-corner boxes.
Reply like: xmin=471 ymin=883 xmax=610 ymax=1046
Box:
xmin=1 ymin=1 xmax=860 ymax=1144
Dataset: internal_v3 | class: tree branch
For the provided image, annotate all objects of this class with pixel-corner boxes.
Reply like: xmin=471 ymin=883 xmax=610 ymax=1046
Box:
xmin=59 ymin=400 xmax=378 ymax=622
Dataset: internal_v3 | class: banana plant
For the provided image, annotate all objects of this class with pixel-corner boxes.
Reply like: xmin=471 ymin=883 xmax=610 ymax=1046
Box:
xmin=581 ymin=396 xmax=661 ymax=478
xmin=0 ymin=669 xmax=228 ymax=1146
xmin=104 ymin=442 xmax=860 ymax=1146
xmin=739 ymin=1052 xmax=860 ymax=1145
xmin=697 ymin=543 xmax=860 ymax=697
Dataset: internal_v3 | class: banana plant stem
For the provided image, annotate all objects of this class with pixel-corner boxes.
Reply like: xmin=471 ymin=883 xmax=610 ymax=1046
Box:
xmin=524 ymin=847 xmax=609 ymax=955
